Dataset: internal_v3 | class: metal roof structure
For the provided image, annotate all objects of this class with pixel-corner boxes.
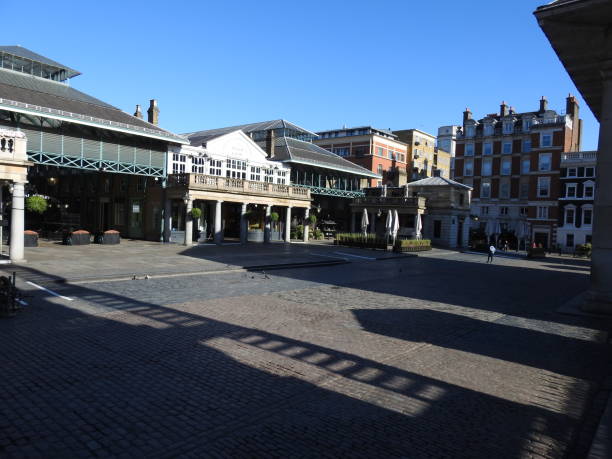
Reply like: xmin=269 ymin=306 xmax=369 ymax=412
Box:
xmin=0 ymin=67 xmax=187 ymax=144
xmin=273 ymin=136 xmax=380 ymax=178
xmin=184 ymin=119 xmax=317 ymax=142
xmin=0 ymin=46 xmax=81 ymax=79
xmin=408 ymin=176 xmax=473 ymax=190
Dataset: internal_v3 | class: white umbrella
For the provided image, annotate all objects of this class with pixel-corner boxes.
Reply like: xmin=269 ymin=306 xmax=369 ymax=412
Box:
xmin=415 ymin=213 xmax=422 ymax=240
xmin=385 ymin=210 xmax=393 ymax=243
xmin=361 ymin=209 xmax=369 ymax=235
xmin=392 ymin=209 xmax=400 ymax=243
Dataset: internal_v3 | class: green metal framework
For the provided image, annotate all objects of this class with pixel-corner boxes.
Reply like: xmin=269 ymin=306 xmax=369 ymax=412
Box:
xmin=293 ymin=184 xmax=364 ymax=198
xmin=18 ymin=124 xmax=167 ymax=178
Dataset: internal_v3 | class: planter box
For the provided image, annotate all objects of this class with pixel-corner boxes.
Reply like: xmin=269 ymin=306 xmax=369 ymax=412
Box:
xmin=63 ymin=231 xmax=90 ymax=246
xmin=394 ymin=245 xmax=432 ymax=253
xmin=24 ymin=232 xmax=38 ymax=247
xmin=95 ymin=231 xmax=120 ymax=245
xmin=527 ymin=248 xmax=546 ymax=259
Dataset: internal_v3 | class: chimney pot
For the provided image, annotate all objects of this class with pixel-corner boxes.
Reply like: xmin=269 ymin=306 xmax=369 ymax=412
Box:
xmin=500 ymin=101 xmax=509 ymax=117
xmin=539 ymin=96 xmax=548 ymax=113
xmin=134 ymin=104 xmax=143 ymax=119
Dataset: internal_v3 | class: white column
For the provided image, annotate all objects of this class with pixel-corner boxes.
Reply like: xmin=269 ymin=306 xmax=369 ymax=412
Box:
xmin=214 ymin=200 xmax=223 ymax=244
xmin=303 ymin=207 xmax=309 ymax=242
xmin=240 ymin=203 xmax=248 ymax=244
xmin=10 ymin=182 xmax=24 ymax=262
xmin=184 ymin=198 xmax=193 ymax=246
xmin=285 ymin=206 xmax=292 ymax=243
xmin=264 ymin=204 xmax=272 ymax=243
xmin=163 ymin=197 xmax=172 ymax=242
xmin=586 ymin=63 xmax=612 ymax=311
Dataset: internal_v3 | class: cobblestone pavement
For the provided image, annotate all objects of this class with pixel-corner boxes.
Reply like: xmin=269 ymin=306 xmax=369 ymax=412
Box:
xmin=1 ymin=246 xmax=610 ymax=458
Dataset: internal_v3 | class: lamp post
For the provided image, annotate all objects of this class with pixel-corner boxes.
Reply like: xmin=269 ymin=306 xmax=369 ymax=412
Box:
xmin=183 ymin=192 xmax=193 ymax=246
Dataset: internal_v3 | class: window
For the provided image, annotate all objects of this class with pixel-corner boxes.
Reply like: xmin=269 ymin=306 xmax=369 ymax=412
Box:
xmin=192 ymin=156 xmax=206 ymax=174
xmin=276 ymin=170 xmax=287 ymax=184
xmin=538 ymin=177 xmax=550 ymax=197
xmin=501 ymin=158 xmax=511 ymax=175
xmin=520 ymin=207 xmax=528 ymax=216
xmin=503 ymin=122 xmax=514 ymax=134
xmin=500 ymin=181 xmax=510 ymax=199
xmin=483 ymin=142 xmax=492 ymax=155
xmin=465 ymin=143 xmax=474 ymax=156
xmin=503 ymin=142 xmax=512 ymax=154
xmin=377 ymin=147 xmax=384 ymax=156
xmin=537 ymin=206 xmax=549 ymax=219
xmin=466 ymin=126 xmax=475 ymax=137
xmin=434 ymin=220 xmax=442 ymax=238
xmin=250 ymin=166 xmax=261 ymax=181
xmin=210 ymin=159 xmax=222 ymax=176
xmin=484 ymin=124 xmax=494 ymax=136
xmin=584 ymin=182 xmax=594 ymax=198
xmin=523 ymin=140 xmax=531 ymax=153
xmin=377 ymin=164 xmax=383 ymax=175
xmin=388 ymin=150 xmax=393 ymax=160
xmin=583 ymin=208 xmax=593 ymax=225
xmin=333 ymin=147 xmax=349 ymax=157
xmin=264 ymin=168 xmax=274 ymax=183
xmin=541 ymin=133 xmax=552 ymax=147
xmin=565 ymin=207 xmax=575 ymax=225
xmin=523 ymin=119 xmax=532 ymax=132
xmin=522 ymin=158 xmax=530 ymax=174
xmin=172 ymin=153 xmax=186 ymax=174
xmin=464 ymin=158 xmax=473 ymax=176
xmin=481 ymin=181 xmax=491 ymax=198
xmin=585 ymin=167 xmax=595 ymax=177
xmin=538 ymin=153 xmax=552 ymax=171
xmin=520 ymin=182 xmax=529 ymax=199
xmin=500 ymin=207 xmax=509 ymax=215
xmin=481 ymin=206 xmax=489 ymax=215
xmin=482 ymin=158 xmax=492 ymax=176
xmin=226 ymin=159 xmax=247 ymax=179
xmin=567 ymin=167 xmax=577 ymax=178
xmin=566 ymin=184 xmax=576 ymax=198
xmin=566 ymin=234 xmax=574 ymax=247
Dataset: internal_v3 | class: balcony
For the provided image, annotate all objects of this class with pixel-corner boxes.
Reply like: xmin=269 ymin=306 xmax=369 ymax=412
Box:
xmin=561 ymin=151 xmax=597 ymax=162
xmin=168 ymin=173 xmax=311 ymax=200
xmin=531 ymin=116 xmax=568 ymax=127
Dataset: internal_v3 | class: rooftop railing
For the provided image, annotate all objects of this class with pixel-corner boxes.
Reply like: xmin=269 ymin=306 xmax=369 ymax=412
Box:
xmin=168 ymin=173 xmax=311 ymax=200
xmin=561 ymin=151 xmax=597 ymax=162
xmin=352 ymin=195 xmax=426 ymax=208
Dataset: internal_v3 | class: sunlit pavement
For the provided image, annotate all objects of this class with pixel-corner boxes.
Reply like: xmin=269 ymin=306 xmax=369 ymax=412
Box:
xmin=0 ymin=244 xmax=609 ymax=458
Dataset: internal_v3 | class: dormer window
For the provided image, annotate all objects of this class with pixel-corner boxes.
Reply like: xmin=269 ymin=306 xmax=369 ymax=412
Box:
xmin=484 ymin=124 xmax=494 ymax=136
xmin=466 ymin=126 xmax=475 ymax=137
xmin=523 ymin=119 xmax=532 ymax=132
xmin=503 ymin=122 xmax=514 ymax=134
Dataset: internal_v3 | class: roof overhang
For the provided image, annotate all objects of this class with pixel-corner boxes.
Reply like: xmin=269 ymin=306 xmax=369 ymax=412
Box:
xmin=534 ymin=0 xmax=612 ymax=121
xmin=0 ymin=97 xmax=188 ymax=144
xmin=279 ymin=158 xmax=381 ymax=179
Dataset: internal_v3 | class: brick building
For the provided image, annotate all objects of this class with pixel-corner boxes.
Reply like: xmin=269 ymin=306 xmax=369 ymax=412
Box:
xmin=314 ymin=127 xmax=408 ymax=187
xmin=453 ymin=96 xmax=582 ymax=249
xmin=393 ymin=129 xmax=452 ymax=180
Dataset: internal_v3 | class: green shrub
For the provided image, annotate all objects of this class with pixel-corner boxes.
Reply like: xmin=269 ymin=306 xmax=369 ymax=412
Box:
xmin=313 ymin=228 xmax=324 ymax=240
xmin=270 ymin=212 xmax=279 ymax=222
xmin=575 ymin=243 xmax=592 ymax=257
xmin=308 ymin=214 xmax=317 ymax=226
xmin=335 ymin=233 xmax=387 ymax=249
xmin=293 ymin=224 xmax=304 ymax=240
xmin=26 ymin=195 xmax=48 ymax=214
xmin=190 ymin=207 xmax=202 ymax=219
xmin=394 ymin=238 xmax=432 ymax=252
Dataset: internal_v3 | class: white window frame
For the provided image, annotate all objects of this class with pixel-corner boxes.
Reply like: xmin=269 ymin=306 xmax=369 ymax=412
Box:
xmin=522 ymin=158 xmax=530 ymax=174
xmin=500 ymin=181 xmax=510 ymax=199
xmin=583 ymin=180 xmax=595 ymax=199
xmin=483 ymin=142 xmax=492 ymax=155
xmin=567 ymin=167 xmax=577 ymax=178
xmin=582 ymin=205 xmax=593 ymax=226
xmin=564 ymin=205 xmax=576 ymax=226
xmin=501 ymin=158 xmax=511 ymax=176
xmin=484 ymin=124 xmax=494 ymax=136
xmin=538 ymin=176 xmax=550 ymax=198
xmin=464 ymin=158 xmax=473 ymax=176
xmin=502 ymin=142 xmax=512 ymax=154
xmin=541 ymin=132 xmax=553 ymax=147
xmin=585 ymin=167 xmax=595 ymax=177
xmin=503 ymin=122 xmax=514 ymax=134
xmin=522 ymin=119 xmax=532 ymax=132
xmin=466 ymin=125 xmax=475 ymax=138
xmin=480 ymin=180 xmax=491 ymax=199
xmin=481 ymin=205 xmax=489 ymax=215
xmin=537 ymin=206 xmax=549 ymax=219
xmin=523 ymin=140 xmax=531 ymax=153
xmin=566 ymin=183 xmax=577 ymax=198
xmin=465 ymin=143 xmax=474 ymax=156
xmin=538 ymin=153 xmax=552 ymax=172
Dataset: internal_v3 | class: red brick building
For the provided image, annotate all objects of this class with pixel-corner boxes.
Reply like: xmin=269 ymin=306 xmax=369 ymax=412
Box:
xmin=453 ymin=96 xmax=582 ymax=249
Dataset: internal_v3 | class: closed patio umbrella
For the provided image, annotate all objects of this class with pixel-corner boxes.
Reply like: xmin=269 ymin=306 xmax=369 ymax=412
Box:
xmin=392 ymin=209 xmax=400 ymax=244
xmin=415 ymin=213 xmax=422 ymax=240
xmin=361 ymin=209 xmax=369 ymax=235
xmin=385 ymin=210 xmax=393 ymax=243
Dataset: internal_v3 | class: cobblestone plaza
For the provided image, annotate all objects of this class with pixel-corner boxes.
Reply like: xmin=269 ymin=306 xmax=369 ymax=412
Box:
xmin=0 ymin=243 xmax=610 ymax=458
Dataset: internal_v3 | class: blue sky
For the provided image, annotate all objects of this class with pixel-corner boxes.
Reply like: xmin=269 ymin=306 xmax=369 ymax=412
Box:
xmin=3 ymin=0 xmax=599 ymax=149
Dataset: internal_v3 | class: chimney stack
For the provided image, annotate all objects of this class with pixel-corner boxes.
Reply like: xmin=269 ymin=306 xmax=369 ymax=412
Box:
xmin=566 ymin=94 xmax=579 ymax=118
xmin=147 ymin=99 xmax=159 ymax=125
xmin=539 ymin=96 xmax=548 ymax=113
xmin=463 ymin=107 xmax=472 ymax=123
xmin=134 ymin=104 xmax=143 ymax=119
xmin=500 ymin=101 xmax=509 ymax=117
xmin=265 ymin=129 xmax=275 ymax=158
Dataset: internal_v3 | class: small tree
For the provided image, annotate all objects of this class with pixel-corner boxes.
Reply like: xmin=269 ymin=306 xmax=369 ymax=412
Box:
xmin=308 ymin=214 xmax=317 ymax=226
xmin=190 ymin=207 xmax=202 ymax=220
xmin=26 ymin=195 xmax=48 ymax=214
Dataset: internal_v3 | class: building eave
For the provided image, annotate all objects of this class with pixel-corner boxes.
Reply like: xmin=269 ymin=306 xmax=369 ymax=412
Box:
xmin=279 ymin=158 xmax=381 ymax=179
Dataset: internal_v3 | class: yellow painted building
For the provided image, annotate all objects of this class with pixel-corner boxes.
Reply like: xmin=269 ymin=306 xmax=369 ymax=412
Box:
xmin=393 ymin=129 xmax=451 ymax=181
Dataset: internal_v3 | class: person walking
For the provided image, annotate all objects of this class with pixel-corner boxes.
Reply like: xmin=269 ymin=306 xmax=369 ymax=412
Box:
xmin=487 ymin=244 xmax=496 ymax=263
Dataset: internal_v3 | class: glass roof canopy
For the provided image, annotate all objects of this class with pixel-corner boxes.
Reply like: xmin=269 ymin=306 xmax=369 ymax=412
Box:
xmin=0 ymin=47 xmax=80 ymax=82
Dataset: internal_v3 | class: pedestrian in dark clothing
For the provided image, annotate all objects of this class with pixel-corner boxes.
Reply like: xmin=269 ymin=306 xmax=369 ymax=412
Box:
xmin=487 ymin=245 xmax=496 ymax=263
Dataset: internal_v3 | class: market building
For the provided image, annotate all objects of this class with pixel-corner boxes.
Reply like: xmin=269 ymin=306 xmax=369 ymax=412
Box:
xmin=0 ymin=46 xmax=188 ymax=259
xmin=534 ymin=0 xmax=612 ymax=311
xmin=179 ymin=120 xmax=380 ymax=237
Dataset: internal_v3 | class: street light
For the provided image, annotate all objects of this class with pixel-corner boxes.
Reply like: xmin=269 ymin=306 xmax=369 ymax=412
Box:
xmin=183 ymin=193 xmax=192 ymax=205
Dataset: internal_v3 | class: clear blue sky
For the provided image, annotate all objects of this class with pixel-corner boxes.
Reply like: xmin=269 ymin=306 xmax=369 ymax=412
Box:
xmin=3 ymin=0 xmax=599 ymax=150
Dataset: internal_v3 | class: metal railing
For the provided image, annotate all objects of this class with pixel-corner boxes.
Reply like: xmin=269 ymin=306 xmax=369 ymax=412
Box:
xmin=562 ymin=151 xmax=597 ymax=161
xmin=168 ymin=173 xmax=311 ymax=199
xmin=352 ymin=196 xmax=425 ymax=207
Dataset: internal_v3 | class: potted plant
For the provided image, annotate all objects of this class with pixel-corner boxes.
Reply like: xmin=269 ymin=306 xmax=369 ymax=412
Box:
xmin=269 ymin=211 xmax=281 ymax=241
xmin=63 ymin=229 xmax=90 ymax=245
xmin=24 ymin=230 xmax=39 ymax=247
xmin=26 ymin=195 xmax=48 ymax=214
xmin=95 ymin=229 xmax=120 ymax=245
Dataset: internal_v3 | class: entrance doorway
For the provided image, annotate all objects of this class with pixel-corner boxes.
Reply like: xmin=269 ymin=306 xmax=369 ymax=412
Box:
xmin=533 ymin=231 xmax=549 ymax=249
xmin=128 ymin=199 xmax=144 ymax=238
